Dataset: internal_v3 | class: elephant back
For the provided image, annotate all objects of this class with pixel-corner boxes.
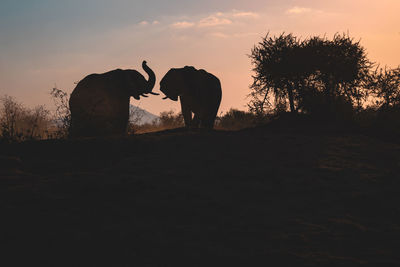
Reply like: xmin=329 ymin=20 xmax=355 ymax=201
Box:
xmin=73 ymin=70 xmax=129 ymax=97
xmin=180 ymin=67 xmax=221 ymax=114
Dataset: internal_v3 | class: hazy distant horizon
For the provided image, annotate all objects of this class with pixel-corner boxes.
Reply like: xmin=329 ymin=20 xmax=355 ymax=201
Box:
xmin=1 ymin=0 xmax=399 ymax=115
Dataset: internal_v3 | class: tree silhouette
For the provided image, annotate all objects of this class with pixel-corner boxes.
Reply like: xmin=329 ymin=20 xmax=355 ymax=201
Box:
xmin=249 ymin=33 xmax=303 ymax=114
xmin=307 ymin=34 xmax=372 ymax=111
xmin=249 ymin=33 xmax=372 ymax=117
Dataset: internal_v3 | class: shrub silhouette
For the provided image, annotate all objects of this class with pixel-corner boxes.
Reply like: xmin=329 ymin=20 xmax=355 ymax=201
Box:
xmin=49 ymin=87 xmax=72 ymax=139
xmin=368 ymin=66 xmax=400 ymax=109
xmin=157 ymin=110 xmax=184 ymax=129
xmin=126 ymin=106 xmax=145 ymax=135
xmin=363 ymin=66 xmax=400 ymax=135
xmin=0 ymin=95 xmax=50 ymax=142
xmin=128 ymin=110 xmax=184 ymax=134
xmin=216 ymin=109 xmax=264 ymax=130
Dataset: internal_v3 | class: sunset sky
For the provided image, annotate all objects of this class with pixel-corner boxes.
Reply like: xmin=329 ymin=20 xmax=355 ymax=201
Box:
xmin=1 ymin=0 xmax=399 ymax=115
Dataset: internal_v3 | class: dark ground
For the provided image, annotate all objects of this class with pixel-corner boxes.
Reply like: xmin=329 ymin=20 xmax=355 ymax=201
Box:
xmin=1 ymin=120 xmax=400 ymax=266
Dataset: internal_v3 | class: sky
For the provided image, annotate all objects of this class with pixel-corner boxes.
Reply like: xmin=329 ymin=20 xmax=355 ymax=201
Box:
xmin=0 ymin=0 xmax=399 ymax=115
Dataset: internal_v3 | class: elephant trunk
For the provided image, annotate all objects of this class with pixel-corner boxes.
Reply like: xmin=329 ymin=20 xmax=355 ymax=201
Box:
xmin=142 ymin=60 xmax=157 ymax=94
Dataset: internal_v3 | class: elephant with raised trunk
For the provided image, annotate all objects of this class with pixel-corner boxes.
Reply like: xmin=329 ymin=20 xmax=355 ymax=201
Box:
xmin=69 ymin=61 xmax=158 ymax=137
xmin=160 ymin=66 xmax=222 ymax=129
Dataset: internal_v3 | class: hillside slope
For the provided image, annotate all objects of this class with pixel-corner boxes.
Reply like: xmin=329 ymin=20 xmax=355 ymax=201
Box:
xmin=130 ymin=104 xmax=159 ymax=125
xmin=1 ymin=124 xmax=400 ymax=266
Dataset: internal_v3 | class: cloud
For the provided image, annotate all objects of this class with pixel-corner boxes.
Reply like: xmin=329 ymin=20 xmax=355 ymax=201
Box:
xmin=171 ymin=21 xmax=195 ymax=29
xmin=152 ymin=20 xmax=160 ymax=25
xmin=286 ymin=7 xmax=312 ymax=14
xmin=198 ymin=16 xmax=232 ymax=27
xmin=232 ymin=11 xmax=260 ymax=19
xmin=139 ymin=21 xmax=149 ymax=26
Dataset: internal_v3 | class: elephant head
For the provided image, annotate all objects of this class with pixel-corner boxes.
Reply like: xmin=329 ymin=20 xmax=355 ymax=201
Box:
xmin=159 ymin=67 xmax=193 ymax=101
xmin=130 ymin=61 xmax=159 ymax=100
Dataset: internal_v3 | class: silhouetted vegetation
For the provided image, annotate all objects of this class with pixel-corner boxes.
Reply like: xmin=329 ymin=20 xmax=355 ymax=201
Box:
xmin=249 ymin=33 xmax=372 ymax=119
xmin=126 ymin=106 xmax=146 ymax=134
xmin=130 ymin=110 xmax=184 ymax=134
xmin=0 ymin=95 xmax=50 ymax=142
xmin=158 ymin=110 xmax=185 ymax=129
xmin=215 ymin=108 xmax=267 ymax=130
xmin=49 ymin=87 xmax=72 ymax=138
xmin=369 ymin=66 xmax=400 ymax=108
xmin=247 ymin=31 xmax=400 ymax=141
xmin=361 ymin=66 xmax=400 ymax=134
xmin=0 ymin=88 xmax=74 ymax=142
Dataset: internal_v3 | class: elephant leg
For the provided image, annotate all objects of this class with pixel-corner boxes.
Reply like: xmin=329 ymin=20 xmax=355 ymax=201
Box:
xmin=180 ymin=98 xmax=192 ymax=128
xmin=107 ymin=114 xmax=129 ymax=135
xmin=201 ymin=118 xmax=214 ymax=129
xmin=201 ymin=111 xmax=218 ymax=129
xmin=70 ymin=113 xmax=97 ymax=137
xmin=192 ymin=114 xmax=200 ymax=128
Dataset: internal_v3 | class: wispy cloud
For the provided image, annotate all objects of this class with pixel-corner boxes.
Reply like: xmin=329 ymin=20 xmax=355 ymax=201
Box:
xmin=171 ymin=21 xmax=195 ymax=29
xmin=286 ymin=7 xmax=312 ymax=14
xmin=137 ymin=20 xmax=161 ymax=26
xmin=232 ymin=11 xmax=260 ymax=19
xmin=138 ymin=21 xmax=149 ymax=26
xmin=198 ymin=16 xmax=232 ymax=27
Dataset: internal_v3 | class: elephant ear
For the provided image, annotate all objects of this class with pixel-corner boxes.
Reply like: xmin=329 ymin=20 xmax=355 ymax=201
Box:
xmin=162 ymin=69 xmax=184 ymax=97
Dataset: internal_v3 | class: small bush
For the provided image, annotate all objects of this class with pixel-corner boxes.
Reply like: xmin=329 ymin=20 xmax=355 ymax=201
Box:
xmin=49 ymin=87 xmax=71 ymax=138
xmin=216 ymin=109 xmax=262 ymax=130
xmin=127 ymin=106 xmax=146 ymax=134
xmin=128 ymin=110 xmax=184 ymax=134
xmin=0 ymin=95 xmax=51 ymax=142
xmin=158 ymin=110 xmax=184 ymax=129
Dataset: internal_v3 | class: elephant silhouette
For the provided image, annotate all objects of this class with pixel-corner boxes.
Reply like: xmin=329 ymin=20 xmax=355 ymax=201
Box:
xmin=69 ymin=61 xmax=158 ymax=137
xmin=160 ymin=66 xmax=222 ymax=129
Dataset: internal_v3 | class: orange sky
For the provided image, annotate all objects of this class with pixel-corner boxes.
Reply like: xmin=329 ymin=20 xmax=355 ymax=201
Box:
xmin=0 ymin=0 xmax=399 ymax=115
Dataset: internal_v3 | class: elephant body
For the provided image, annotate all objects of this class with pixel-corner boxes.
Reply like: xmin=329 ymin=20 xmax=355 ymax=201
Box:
xmin=160 ymin=66 xmax=222 ymax=129
xmin=69 ymin=61 xmax=156 ymax=137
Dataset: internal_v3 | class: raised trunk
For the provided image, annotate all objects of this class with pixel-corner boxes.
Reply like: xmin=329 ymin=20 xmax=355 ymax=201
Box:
xmin=142 ymin=61 xmax=156 ymax=93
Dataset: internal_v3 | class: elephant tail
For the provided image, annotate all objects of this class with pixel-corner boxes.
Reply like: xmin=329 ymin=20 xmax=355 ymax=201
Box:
xmin=142 ymin=60 xmax=156 ymax=94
